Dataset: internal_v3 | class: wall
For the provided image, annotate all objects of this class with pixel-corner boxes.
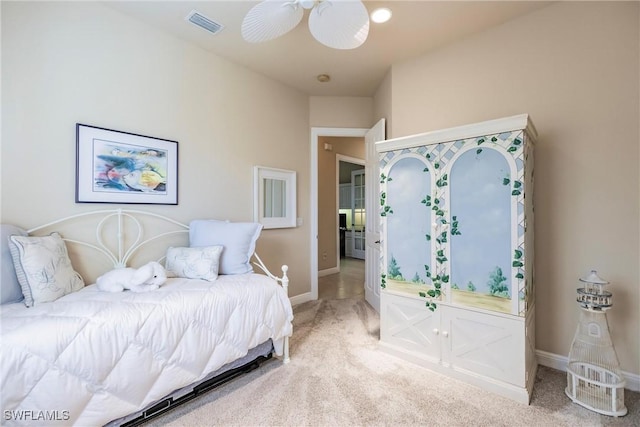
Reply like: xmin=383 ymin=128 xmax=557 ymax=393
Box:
xmin=317 ymin=137 xmax=364 ymax=271
xmin=309 ymin=96 xmax=374 ymax=128
xmin=373 ymin=70 xmax=393 ymax=139
xmin=387 ymin=2 xmax=639 ymax=375
xmin=1 ymin=2 xmax=311 ymax=297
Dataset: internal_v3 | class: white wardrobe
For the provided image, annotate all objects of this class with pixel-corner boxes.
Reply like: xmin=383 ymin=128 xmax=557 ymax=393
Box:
xmin=376 ymin=114 xmax=537 ymax=403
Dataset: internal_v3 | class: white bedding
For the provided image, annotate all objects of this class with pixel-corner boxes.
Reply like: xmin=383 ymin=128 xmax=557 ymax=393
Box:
xmin=1 ymin=273 xmax=293 ymax=426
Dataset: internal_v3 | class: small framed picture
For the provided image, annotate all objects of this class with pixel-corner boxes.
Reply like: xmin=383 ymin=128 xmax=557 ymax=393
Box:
xmin=76 ymin=124 xmax=178 ymax=204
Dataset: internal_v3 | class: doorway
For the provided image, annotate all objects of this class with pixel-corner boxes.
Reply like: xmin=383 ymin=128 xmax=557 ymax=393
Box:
xmin=338 ymin=158 xmax=365 ymax=263
xmin=310 ymin=120 xmax=385 ymax=310
xmin=317 ymin=138 xmax=365 ymax=279
xmin=318 ymin=258 xmax=365 ymax=300
xmin=310 ymin=128 xmax=368 ymax=302
xmin=318 ymin=152 xmax=366 ymax=301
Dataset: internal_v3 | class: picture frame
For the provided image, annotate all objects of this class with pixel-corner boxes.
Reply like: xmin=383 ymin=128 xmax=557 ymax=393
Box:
xmin=253 ymin=166 xmax=297 ymax=229
xmin=76 ymin=124 xmax=178 ymax=205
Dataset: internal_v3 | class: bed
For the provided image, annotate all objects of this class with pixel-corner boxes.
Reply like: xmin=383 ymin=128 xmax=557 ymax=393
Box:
xmin=0 ymin=209 xmax=293 ymax=426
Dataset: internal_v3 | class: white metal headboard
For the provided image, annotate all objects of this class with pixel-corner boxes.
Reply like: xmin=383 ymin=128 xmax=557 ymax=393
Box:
xmin=25 ymin=208 xmax=288 ymax=290
xmin=27 ymin=209 xmax=189 ymax=269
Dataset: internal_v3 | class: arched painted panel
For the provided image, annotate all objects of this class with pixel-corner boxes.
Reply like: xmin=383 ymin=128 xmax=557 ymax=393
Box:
xmin=449 ymin=147 xmax=512 ymax=313
xmin=385 ymin=156 xmax=431 ymax=289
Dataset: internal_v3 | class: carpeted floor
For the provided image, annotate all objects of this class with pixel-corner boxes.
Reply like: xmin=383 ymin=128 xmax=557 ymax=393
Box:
xmin=147 ymin=298 xmax=639 ymax=426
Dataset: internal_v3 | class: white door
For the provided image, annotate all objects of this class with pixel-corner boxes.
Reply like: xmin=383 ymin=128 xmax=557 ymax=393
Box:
xmin=364 ymin=119 xmax=385 ymax=312
xmin=351 ymin=169 xmax=366 ymax=260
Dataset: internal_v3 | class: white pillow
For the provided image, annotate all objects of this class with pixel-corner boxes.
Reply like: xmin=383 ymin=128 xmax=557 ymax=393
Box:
xmin=8 ymin=232 xmax=84 ymax=307
xmin=189 ymin=220 xmax=262 ymax=275
xmin=165 ymin=246 xmax=223 ymax=282
xmin=1 ymin=224 xmax=27 ymax=304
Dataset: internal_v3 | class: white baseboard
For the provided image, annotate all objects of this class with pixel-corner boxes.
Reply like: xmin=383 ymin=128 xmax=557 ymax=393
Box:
xmin=289 ymin=292 xmax=314 ymax=306
xmin=536 ymin=349 xmax=640 ymax=392
xmin=318 ymin=267 xmax=339 ymax=277
xmin=536 ymin=350 xmax=568 ymax=372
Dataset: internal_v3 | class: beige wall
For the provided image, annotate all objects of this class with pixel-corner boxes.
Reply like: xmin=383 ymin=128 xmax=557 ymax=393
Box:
xmin=373 ymin=70 xmax=393 ymax=139
xmin=309 ymin=96 xmax=374 ymax=128
xmin=386 ymin=2 xmax=639 ymax=374
xmin=317 ymin=137 xmax=365 ymax=271
xmin=1 ymin=2 xmax=311 ymax=297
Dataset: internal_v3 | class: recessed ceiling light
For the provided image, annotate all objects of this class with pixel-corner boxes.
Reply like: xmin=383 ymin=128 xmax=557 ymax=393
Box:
xmin=317 ymin=74 xmax=331 ymax=83
xmin=371 ymin=8 xmax=392 ymax=24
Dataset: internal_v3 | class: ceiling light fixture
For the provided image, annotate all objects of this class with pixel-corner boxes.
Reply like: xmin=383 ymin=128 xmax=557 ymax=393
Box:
xmin=242 ymin=0 xmax=370 ymax=50
xmin=317 ymin=74 xmax=331 ymax=83
xmin=370 ymin=7 xmax=392 ymax=24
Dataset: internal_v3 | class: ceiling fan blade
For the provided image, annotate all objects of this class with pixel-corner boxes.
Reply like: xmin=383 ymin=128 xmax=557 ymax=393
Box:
xmin=308 ymin=0 xmax=370 ymax=50
xmin=242 ymin=0 xmax=304 ymax=43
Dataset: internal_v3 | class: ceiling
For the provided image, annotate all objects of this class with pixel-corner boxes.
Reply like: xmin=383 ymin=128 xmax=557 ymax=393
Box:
xmin=105 ymin=1 xmax=552 ymax=97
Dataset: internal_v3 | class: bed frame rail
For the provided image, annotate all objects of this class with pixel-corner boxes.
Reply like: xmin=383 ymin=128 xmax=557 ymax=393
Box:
xmin=253 ymin=253 xmax=290 ymax=363
xmin=119 ymin=352 xmax=274 ymax=427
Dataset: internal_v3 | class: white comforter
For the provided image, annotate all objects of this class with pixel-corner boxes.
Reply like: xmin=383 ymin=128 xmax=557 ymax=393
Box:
xmin=1 ymin=274 xmax=293 ymax=426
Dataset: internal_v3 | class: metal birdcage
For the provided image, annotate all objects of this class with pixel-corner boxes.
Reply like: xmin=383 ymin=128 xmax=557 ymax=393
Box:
xmin=565 ymin=270 xmax=627 ymax=416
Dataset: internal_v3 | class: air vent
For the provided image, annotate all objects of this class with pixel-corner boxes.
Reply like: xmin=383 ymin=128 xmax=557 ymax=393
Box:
xmin=186 ymin=10 xmax=224 ymax=35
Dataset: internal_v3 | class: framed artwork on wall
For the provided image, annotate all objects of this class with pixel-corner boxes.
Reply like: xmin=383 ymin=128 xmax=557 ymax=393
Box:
xmin=76 ymin=124 xmax=178 ymax=204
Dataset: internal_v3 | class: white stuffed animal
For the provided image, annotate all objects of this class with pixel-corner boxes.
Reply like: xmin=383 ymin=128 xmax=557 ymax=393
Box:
xmin=96 ymin=261 xmax=167 ymax=292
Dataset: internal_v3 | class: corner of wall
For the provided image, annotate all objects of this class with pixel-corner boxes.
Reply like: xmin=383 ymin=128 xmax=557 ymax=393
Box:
xmin=372 ymin=69 xmax=393 ymax=138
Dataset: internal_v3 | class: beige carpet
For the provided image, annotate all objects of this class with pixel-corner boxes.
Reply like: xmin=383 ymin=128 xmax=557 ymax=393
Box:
xmin=147 ymin=298 xmax=639 ymax=426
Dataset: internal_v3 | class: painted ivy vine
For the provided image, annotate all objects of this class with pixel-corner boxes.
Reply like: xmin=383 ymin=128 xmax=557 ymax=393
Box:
xmin=380 ymin=173 xmax=393 ymax=217
xmin=513 ymin=248 xmax=524 ymax=280
xmin=416 ymin=146 xmax=459 ymax=311
xmin=507 ymin=137 xmax=522 ymax=153
xmin=380 ymin=171 xmax=393 ymax=289
xmin=502 ymin=175 xmax=523 ymax=196
xmin=476 ymin=134 xmax=523 ymax=156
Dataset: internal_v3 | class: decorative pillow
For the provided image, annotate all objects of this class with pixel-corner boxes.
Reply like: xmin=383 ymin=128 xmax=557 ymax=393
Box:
xmin=165 ymin=246 xmax=223 ymax=282
xmin=1 ymin=224 xmax=27 ymax=304
xmin=189 ymin=220 xmax=263 ymax=275
xmin=8 ymin=232 xmax=84 ymax=307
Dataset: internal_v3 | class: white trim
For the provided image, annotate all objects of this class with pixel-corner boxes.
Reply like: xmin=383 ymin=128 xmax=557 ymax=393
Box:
xmin=319 ymin=267 xmax=340 ymax=277
xmin=311 ymin=127 xmax=369 ymax=302
xmin=337 ymin=154 xmax=366 ymax=164
xmin=376 ymin=114 xmax=536 ymax=153
xmin=536 ymin=350 xmax=640 ymax=392
xmin=290 ymin=291 xmax=314 ymax=306
xmin=536 ymin=349 xmax=568 ymax=373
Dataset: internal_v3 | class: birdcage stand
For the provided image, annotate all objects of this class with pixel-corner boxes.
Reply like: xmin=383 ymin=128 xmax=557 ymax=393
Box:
xmin=565 ymin=270 xmax=627 ymax=416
